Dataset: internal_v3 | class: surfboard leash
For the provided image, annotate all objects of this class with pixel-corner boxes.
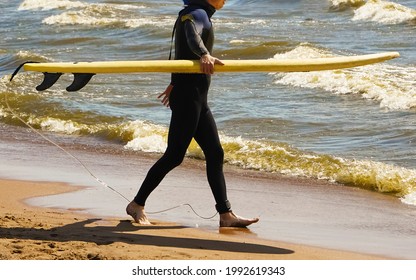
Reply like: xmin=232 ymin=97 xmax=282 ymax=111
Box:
xmin=4 ymin=76 xmax=218 ymax=220
xmin=4 ymin=79 xmax=131 ymax=203
xmin=9 ymin=61 xmax=38 ymax=82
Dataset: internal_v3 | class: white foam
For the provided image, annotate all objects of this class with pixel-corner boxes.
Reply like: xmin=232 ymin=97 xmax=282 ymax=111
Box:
xmin=37 ymin=117 xmax=83 ymax=134
xmin=18 ymin=0 xmax=86 ymax=11
xmin=19 ymin=0 xmax=150 ymax=28
xmin=272 ymin=44 xmax=416 ymax=111
xmin=230 ymin=40 xmax=246 ymax=44
xmin=329 ymin=0 xmax=366 ymax=10
xmin=123 ymin=120 xmax=168 ymax=153
xmin=330 ymin=0 xmax=365 ymax=5
xmin=347 ymin=159 xmax=416 ymax=195
xmin=274 ymin=43 xmax=334 ymax=59
xmin=43 ymin=10 xmax=121 ymax=26
xmin=41 ymin=4 xmax=170 ymax=28
xmin=352 ymin=0 xmax=416 ymax=24
xmin=0 ymin=108 xmax=7 ymax=118
xmin=401 ymin=191 xmax=416 ymax=206
xmin=125 ymin=17 xmax=174 ymax=29
xmin=16 ymin=50 xmax=49 ymax=61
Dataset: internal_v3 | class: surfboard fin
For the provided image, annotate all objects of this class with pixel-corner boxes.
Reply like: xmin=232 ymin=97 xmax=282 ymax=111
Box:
xmin=66 ymin=73 xmax=95 ymax=92
xmin=36 ymin=72 xmax=63 ymax=91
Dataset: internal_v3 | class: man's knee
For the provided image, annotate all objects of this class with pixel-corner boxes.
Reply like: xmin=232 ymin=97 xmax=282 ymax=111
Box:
xmin=163 ymin=149 xmax=186 ymax=168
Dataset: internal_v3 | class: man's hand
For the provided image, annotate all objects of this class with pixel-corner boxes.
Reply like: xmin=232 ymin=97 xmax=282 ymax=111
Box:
xmin=200 ymin=54 xmax=224 ymax=74
xmin=157 ymin=84 xmax=174 ymax=107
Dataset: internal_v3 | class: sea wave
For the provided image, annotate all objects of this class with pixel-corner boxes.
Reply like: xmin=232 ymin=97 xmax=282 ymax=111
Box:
xmin=14 ymin=50 xmax=50 ymax=62
xmin=41 ymin=4 xmax=165 ymax=28
xmin=352 ymin=0 xmax=416 ymax=24
xmin=1 ymin=81 xmax=416 ymax=204
xmin=18 ymin=0 xmax=162 ymax=28
xmin=18 ymin=0 xmax=87 ymax=11
xmin=0 ymin=50 xmax=50 ymax=74
xmin=43 ymin=10 xmax=173 ymax=28
xmin=329 ymin=0 xmax=366 ymax=11
xmin=271 ymin=44 xmax=416 ymax=111
xmin=401 ymin=191 xmax=416 ymax=206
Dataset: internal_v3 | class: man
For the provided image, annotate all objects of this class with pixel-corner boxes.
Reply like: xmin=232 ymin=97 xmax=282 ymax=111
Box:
xmin=126 ymin=0 xmax=259 ymax=227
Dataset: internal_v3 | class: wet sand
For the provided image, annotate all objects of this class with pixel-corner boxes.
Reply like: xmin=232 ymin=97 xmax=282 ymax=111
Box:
xmin=0 ymin=178 xmax=383 ymax=260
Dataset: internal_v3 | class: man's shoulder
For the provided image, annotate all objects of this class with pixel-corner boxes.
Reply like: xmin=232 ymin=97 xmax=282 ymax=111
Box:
xmin=181 ymin=7 xmax=209 ymax=23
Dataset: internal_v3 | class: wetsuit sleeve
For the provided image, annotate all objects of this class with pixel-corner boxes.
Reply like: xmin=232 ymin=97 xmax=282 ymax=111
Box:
xmin=182 ymin=14 xmax=210 ymax=57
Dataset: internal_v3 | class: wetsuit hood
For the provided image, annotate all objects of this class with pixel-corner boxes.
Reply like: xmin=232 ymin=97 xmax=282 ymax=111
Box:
xmin=186 ymin=0 xmax=216 ymax=16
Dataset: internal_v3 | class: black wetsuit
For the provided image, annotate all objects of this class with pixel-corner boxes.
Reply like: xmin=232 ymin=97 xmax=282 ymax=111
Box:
xmin=133 ymin=1 xmax=232 ymax=214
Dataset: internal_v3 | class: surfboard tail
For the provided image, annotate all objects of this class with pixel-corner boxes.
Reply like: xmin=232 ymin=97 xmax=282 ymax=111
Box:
xmin=10 ymin=62 xmax=95 ymax=91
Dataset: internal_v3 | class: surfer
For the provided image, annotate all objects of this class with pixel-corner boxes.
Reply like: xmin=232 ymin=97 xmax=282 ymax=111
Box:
xmin=126 ymin=0 xmax=259 ymax=227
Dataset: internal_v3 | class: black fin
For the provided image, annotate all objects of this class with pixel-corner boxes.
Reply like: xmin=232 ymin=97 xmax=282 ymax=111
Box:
xmin=36 ymin=72 xmax=63 ymax=91
xmin=66 ymin=73 xmax=95 ymax=92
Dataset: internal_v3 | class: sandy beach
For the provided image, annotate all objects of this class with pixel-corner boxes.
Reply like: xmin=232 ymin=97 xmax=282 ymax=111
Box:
xmin=0 ymin=178 xmax=384 ymax=260
xmin=2 ymin=0 xmax=416 ymax=266
xmin=2 ymin=123 xmax=416 ymax=260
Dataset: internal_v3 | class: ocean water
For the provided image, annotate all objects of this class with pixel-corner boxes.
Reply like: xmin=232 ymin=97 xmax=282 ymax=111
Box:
xmin=1 ymin=0 xmax=416 ymax=207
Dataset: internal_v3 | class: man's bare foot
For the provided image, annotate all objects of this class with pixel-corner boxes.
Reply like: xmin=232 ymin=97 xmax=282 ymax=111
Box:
xmin=219 ymin=211 xmax=259 ymax=228
xmin=126 ymin=201 xmax=151 ymax=225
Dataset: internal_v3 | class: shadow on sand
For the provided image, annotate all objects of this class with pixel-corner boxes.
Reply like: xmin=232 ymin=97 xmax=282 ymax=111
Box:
xmin=0 ymin=218 xmax=294 ymax=255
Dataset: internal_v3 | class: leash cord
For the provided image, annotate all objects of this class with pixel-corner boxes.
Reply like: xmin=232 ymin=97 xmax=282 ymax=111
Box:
xmin=4 ymin=86 xmax=131 ymax=202
xmin=147 ymin=203 xmax=218 ymax=219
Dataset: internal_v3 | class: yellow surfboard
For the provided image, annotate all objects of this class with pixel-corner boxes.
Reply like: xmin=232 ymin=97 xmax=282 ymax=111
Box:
xmin=24 ymin=52 xmax=399 ymax=73
xmin=16 ymin=52 xmax=400 ymax=91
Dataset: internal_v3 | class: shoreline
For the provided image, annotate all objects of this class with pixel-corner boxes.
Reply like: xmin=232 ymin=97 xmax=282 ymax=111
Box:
xmin=0 ymin=178 xmax=385 ymax=260
xmin=1 ymin=123 xmax=415 ymax=259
